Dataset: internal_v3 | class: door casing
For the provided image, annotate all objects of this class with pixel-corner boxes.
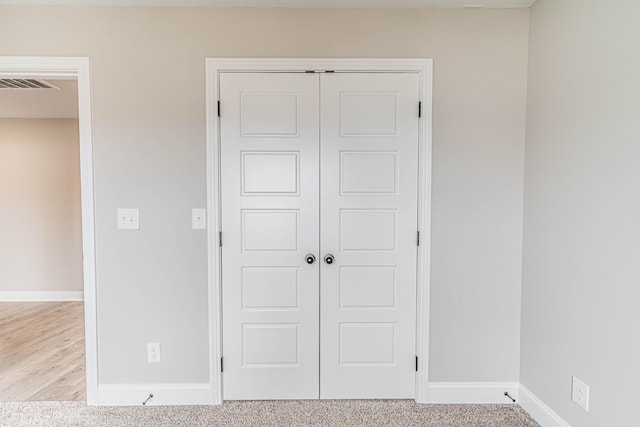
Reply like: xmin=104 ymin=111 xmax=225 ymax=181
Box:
xmin=205 ymin=58 xmax=433 ymax=404
xmin=0 ymin=56 xmax=98 ymax=404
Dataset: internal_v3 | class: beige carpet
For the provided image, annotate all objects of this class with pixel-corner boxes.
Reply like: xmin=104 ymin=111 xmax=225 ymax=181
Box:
xmin=0 ymin=400 xmax=539 ymax=426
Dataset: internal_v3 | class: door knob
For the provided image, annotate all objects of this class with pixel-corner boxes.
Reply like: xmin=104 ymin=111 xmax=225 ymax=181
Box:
xmin=324 ymin=254 xmax=335 ymax=265
xmin=305 ymin=254 xmax=316 ymax=265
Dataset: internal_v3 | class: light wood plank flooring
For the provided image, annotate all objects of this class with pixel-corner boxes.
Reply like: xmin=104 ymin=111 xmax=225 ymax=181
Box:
xmin=0 ymin=302 xmax=85 ymax=401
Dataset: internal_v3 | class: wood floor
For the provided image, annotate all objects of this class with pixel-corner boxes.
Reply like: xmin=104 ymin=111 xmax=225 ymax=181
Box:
xmin=0 ymin=302 xmax=85 ymax=401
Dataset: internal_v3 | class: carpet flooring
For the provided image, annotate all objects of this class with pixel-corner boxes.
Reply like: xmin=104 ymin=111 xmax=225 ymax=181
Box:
xmin=0 ymin=400 xmax=539 ymax=427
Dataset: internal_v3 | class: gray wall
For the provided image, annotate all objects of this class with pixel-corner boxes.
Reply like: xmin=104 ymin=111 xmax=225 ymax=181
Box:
xmin=0 ymin=119 xmax=83 ymax=294
xmin=0 ymin=7 xmax=529 ymax=385
xmin=522 ymin=0 xmax=640 ymax=425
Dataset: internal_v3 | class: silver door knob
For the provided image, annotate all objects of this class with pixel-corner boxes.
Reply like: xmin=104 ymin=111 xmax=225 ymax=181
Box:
xmin=324 ymin=254 xmax=335 ymax=265
xmin=305 ymin=254 xmax=316 ymax=265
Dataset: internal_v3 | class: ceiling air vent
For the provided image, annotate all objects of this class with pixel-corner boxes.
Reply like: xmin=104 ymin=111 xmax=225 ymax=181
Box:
xmin=0 ymin=79 xmax=59 ymax=89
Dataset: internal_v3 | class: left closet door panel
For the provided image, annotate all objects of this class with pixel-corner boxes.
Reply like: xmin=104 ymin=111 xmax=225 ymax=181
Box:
xmin=220 ymin=73 xmax=320 ymax=400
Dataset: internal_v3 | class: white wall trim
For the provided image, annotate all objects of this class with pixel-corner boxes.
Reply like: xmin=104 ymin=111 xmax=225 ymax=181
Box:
xmin=415 ymin=58 xmax=433 ymax=405
xmin=205 ymin=58 xmax=223 ymax=406
xmin=97 ymin=383 xmax=213 ymax=406
xmin=519 ymin=384 xmax=571 ymax=427
xmin=0 ymin=56 xmax=98 ymax=405
xmin=205 ymin=58 xmax=433 ymax=404
xmin=0 ymin=1 xmax=539 ymax=9
xmin=427 ymin=383 xmax=573 ymax=426
xmin=0 ymin=291 xmax=84 ymax=302
xmin=428 ymin=382 xmax=520 ymax=404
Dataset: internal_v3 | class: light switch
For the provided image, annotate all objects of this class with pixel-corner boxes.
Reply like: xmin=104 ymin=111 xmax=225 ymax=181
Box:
xmin=192 ymin=208 xmax=206 ymax=230
xmin=117 ymin=208 xmax=139 ymax=230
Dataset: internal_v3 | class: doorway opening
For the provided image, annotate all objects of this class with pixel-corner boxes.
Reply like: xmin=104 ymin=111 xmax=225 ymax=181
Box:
xmin=0 ymin=57 xmax=97 ymax=404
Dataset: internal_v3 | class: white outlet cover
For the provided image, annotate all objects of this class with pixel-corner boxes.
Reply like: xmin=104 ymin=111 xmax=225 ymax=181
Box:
xmin=117 ymin=208 xmax=139 ymax=230
xmin=147 ymin=342 xmax=161 ymax=363
xmin=192 ymin=208 xmax=207 ymax=229
xmin=572 ymin=376 xmax=590 ymax=411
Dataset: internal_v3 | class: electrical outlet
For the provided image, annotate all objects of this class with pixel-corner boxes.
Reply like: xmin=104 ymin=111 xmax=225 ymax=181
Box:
xmin=147 ymin=343 xmax=161 ymax=363
xmin=572 ymin=376 xmax=589 ymax=411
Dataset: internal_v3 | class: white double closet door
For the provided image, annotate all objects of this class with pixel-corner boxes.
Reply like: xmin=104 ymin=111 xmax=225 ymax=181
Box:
xmin=220 ymin=72 xmax=419 ymax=400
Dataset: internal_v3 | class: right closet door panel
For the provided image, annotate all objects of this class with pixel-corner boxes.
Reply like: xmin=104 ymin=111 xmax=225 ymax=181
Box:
xmin=319 ymin=73 xmax=420 ymax=399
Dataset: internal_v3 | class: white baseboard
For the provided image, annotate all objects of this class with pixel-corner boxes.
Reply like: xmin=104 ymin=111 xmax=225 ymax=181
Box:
xmin=0 ymin=291 xmax=84 ymax=302
xmin=519 ymin=384 xmax=571 ymax=427
xmin=96 ymin=383 xmax=214 ymax=406
xmin=92 ymin=379 xmax=572 ymax=426
xmin=428 ymin=382 xmax=519 ymax=404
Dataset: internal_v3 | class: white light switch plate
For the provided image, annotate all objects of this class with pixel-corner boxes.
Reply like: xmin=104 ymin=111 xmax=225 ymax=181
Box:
xmin=192 ymin=208 xmax=206 ymax=229
xmin=117 ymin=208 xmax=139 ymax=230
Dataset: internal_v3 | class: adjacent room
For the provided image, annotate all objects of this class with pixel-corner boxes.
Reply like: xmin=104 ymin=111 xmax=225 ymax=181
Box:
xmin=0 ymin=0 xmax=637 ymax=426
xmin=0 ymin=78 xmax=86 ymax=401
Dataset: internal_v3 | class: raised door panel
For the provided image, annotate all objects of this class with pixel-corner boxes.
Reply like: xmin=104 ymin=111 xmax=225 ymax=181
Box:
xmin=242 ymin=152 xmax=299 ymax=195
xmin=340 ymin=151 xmax=398 ymax=195
xmin=339 ymin=267 xmax=396 ymax=309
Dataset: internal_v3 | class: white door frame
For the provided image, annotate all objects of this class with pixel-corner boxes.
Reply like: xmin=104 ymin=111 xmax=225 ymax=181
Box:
xmin=206 ymin=58 xmax=433 ymax=404
xmin=0 ymin=56 xmax=98 ymax=404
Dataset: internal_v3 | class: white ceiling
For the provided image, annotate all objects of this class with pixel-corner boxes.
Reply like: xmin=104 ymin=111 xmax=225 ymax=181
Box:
xmin=0 ymin=80 xmax=78 ymax=119
xmin=0 ymin=0 xmax=536 ymax=8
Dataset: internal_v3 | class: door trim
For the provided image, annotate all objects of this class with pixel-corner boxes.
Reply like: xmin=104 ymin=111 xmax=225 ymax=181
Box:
xmin=0 ymin=56 xmax=98 ymax=404
xmin=205 ymin=58 xmax=433 ymax=404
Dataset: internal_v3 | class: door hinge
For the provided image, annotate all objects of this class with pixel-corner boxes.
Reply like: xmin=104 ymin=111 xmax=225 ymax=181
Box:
xmin=415 ymin=356 xmax=419 ymax=372
xmin=418 ymin=101 xmax=422 ymax=118
xmin=217 ymin=100 xmax=221 ymax=117
xmin=221 ymin=357 xmax=224 ymax=373
xmin=219 ymin=231 xmax=222 ymax=247
xmin=417 ymin=231 xmax=420 ymax=247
